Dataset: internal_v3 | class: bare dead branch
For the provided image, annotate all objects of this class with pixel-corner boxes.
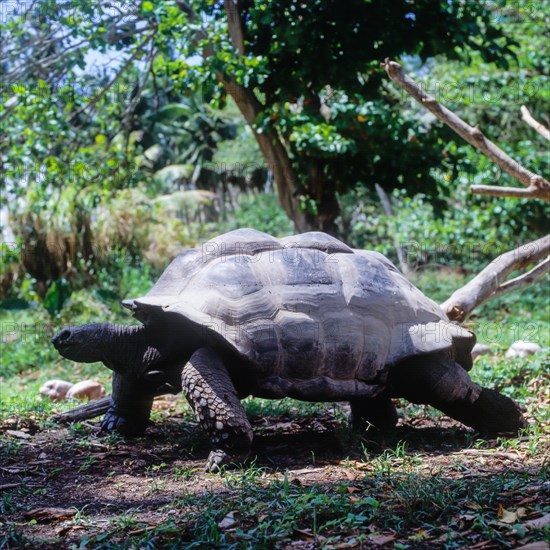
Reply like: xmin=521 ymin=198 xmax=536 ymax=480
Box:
xmin=521 ymin=105 xmax=550 ymax=141
xmin=491 ymin=256 xmax=550 ymax=298
xmin=122 ymin=43 xmax=156 ymax=118
xmin=470 ymin=184 xmax=550 ymax=200
xmin=54 ymin=387 xmax=173 ymax=424
xmin=382 ymin=59 xmax=550 ymax=201
xmin=440 ymin=235 xmax=550 ymax=321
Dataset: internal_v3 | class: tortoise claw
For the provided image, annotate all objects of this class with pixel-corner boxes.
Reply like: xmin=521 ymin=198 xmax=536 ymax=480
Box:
xmin=100 ymin=408 xmax=147 ymax=437
xmin=204 ymin=449 xmax=249 ymax=473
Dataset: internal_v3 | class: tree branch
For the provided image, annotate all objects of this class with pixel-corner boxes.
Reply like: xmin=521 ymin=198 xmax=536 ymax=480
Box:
xmin=54 ymin=387 xmax=173 ymax=424
xmin=382 ymin=59 xmax=550 ymax=202
xmin=440 ymin=235 xmax=550 ymax=321
xmin=491 ymin=256 xmax=550 ymax=298
xmin=54 ymin=396 xmax=112 ymax=423
xmin=470 ymin=184 xmax=550 ymax=200
xmin=520 ymin=105 xmax=550 ymax=141
xmin=224 ymin=0 xmax=245 ymax=55
xmin=69 ymin=33 xmax=155 ymax=124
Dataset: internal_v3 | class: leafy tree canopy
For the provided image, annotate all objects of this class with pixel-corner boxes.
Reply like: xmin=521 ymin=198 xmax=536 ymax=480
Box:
xmin=1 ymin=0 xmax=518 ymax=232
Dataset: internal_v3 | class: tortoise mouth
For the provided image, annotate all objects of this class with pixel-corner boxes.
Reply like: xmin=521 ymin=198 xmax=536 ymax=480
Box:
xmin=51 ymin=337 xmax=78 ymax=360
xmin=53 ymin=340 xmax=74 ymax=352
xmin=52 ymin=329 xmax=74 ymax=351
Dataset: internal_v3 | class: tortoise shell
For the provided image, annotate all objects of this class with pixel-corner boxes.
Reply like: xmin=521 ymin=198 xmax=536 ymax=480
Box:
xmin=122 ymin=229 xmax=474 ymax=389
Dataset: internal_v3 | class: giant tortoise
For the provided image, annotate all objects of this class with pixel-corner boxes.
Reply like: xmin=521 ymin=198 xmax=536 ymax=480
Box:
xmin=52 ymin=229 xmax=525 ymax=470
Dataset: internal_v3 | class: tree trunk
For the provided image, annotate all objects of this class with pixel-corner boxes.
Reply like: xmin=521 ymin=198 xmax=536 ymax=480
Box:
xmin=217 ymin=2 xmax=339 ymax=234
xmin=178 ymin=1 xmax=342 ymax=234
xmin=303 ymin=193 xmax=340 ymax=236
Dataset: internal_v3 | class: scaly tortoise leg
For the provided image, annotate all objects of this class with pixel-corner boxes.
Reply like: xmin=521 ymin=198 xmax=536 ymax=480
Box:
xmin=388 ymin=353 xmax=526 ymax=434
xmin=182 ymin=348 xmax=253 ymax=472
xmin=349 ymin=395 xmax=398 ymax=431
xmin=101 ymin=372 xmax=154 ymax=436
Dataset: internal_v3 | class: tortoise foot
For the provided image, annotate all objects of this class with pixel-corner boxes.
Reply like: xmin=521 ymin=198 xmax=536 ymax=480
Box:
xmin=100 ymin=408 xmax=148 ymax=437
xmin=462 ymin=388 xmax=527 ymax=435
xmin=205 ymin=449 xmax=249 ymax=472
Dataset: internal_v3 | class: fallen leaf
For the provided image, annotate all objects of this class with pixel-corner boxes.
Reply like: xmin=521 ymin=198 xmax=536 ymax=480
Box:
xmin=56 ymin=525 xmax=85 ymax=537
xmin=526 ymin=482 xmax=550 ymax=493
xmin=468 ymin=540 xmax=493 ymax=550
xmin=369 ymin=533 xmax=396 ymax=545
xmin=518 ymin=495 xmax=539 ymax=506
xmin=525 ymin=513 xmax=550 ymax=529
xmin=24 ymin=507 xmax=76 ymax=523
xmin=498 ymin=504 xmax=518 ymax=524
xmin=343 ymin=470 xmax=356 ymax=481
xmin=293 ymin=528 xmax=315 ymax=540
xmin=346 ymin=486 xmax=359 ymax=493
xmin=517 ymin=507 xmax=527 ymax=518
xmin=409 ymin=528 xmax=429 ymax=542
xmin=218 ymin=511 xmax=237 ymax=530
xmin=5 ymin=430 xmax=31 ymax=439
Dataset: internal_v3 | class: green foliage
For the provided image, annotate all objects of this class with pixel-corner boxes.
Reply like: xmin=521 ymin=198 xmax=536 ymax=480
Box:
xmin=2 ymin=0 xmax=520 ymax=237
xmin=42 ymin=278 xmax=72 ymax=317
xmin=218 ymin=192 xmax=294 ymax=237
xmin=341 ymin=184 xmax=549 ymax=272
xmin=187 ymin=0 xmax=516 ymax=214
xmin=404 ymin=1 xmax=550 ymax=233
xmin=94 ymin=248 xmax=157 ymax=307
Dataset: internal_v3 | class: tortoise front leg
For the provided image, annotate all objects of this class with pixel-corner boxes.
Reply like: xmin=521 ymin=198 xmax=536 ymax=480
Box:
xmin=100 ymin=372 xmax=154 ymax=436
xmin=182 ymin=348 xmax=253 ymax=472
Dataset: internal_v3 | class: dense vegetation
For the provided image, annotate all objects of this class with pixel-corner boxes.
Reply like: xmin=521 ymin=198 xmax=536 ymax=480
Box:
xmin=1 ymin=0 xmax=548 ymax=306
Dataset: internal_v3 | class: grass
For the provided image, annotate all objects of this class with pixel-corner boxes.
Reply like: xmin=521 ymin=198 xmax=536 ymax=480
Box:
xmin=0 ymin=268 xmax=548 ymax=548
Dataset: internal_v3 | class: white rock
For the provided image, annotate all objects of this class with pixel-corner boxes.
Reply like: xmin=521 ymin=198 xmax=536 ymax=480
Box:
xmin=39 ymin=380 xmax=73 ymax=401
xmin=505 ymin=341 xmax=542 ymax=358
xmin=66 ymin=380 xmax=105 ymax=401
xmin=471 ymin=343 xmax=492 ymax=360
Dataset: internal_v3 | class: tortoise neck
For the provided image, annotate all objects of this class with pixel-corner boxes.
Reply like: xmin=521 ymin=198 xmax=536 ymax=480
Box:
xmin=102 ymin=323 xmax=164 ymax=377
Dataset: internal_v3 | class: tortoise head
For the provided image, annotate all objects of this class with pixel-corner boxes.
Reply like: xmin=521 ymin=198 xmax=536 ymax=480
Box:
xmin=52 ymin=322 xmax=165 ymax=376
xmin=52 ymin=323 xmax=117 ymax=364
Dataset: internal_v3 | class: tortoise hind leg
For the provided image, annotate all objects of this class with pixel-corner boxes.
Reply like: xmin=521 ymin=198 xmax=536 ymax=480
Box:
xmin=349 ymin=395 xmax=398 ymax=431
xmin=388 ymin=353 xmax=525 ymax=434
xmin=182 ymin=348 xmax=253 ymax=472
